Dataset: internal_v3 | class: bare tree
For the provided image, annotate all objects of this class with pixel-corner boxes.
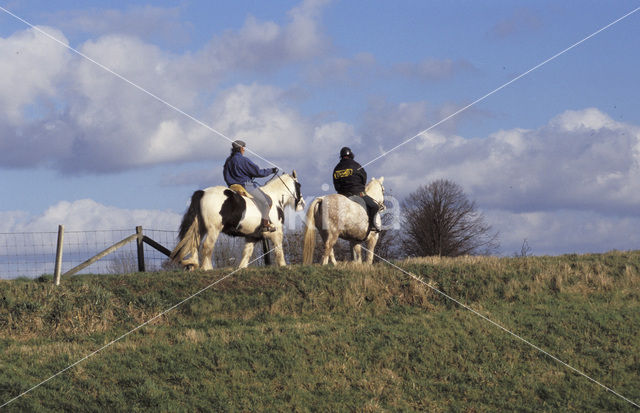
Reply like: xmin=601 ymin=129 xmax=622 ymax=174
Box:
xmin=514 ymin=238 xmax=532 ymax=257
xmin=282 ymin=229 xmax=306 ymax=264
xmin=401 ymin=179 xmax=499 ymax=257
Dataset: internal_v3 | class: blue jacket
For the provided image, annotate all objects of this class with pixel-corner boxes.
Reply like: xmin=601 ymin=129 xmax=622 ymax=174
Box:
xmin=223 ymin=152 xmax=272 ymax=186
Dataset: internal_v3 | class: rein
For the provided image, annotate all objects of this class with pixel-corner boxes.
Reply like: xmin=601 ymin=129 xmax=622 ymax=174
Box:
xmin=256 ymin=171 xmax=300 ymax=210
xmin=276 ymin=173 xmax=299 ymax=204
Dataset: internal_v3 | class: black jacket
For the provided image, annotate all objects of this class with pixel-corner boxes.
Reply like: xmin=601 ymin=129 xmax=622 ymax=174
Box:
xmin=333 ymin=158 xmax=367 ymax=195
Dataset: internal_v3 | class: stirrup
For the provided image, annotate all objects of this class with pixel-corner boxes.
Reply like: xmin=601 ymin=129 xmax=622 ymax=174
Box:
xmin=261 ymin=223 xmax=276 ymax=232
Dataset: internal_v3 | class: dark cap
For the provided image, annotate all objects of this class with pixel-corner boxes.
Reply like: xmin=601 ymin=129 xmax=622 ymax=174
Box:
xmin=232 ymin=140 xmax=246 ymax=151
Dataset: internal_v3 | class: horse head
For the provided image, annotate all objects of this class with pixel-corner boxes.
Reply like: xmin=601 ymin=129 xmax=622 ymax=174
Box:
xmin=289 ymin=170 xmax=305 ymax=211
xmin=265 ymin=170 xmax=305 ymax=212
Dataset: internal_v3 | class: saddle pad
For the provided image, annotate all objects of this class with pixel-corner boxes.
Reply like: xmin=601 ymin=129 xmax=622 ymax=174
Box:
xmin=347 ymin=194 xmax=366 ymax=210
xmin=229 ymin=184 xmax=252 ymax=198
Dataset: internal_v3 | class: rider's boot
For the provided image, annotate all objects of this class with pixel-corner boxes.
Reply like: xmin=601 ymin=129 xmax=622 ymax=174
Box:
xmin=368 ymin=213 xmax=382 ymax=233
xmin=261 ymin=219 xmax=276 ymax=232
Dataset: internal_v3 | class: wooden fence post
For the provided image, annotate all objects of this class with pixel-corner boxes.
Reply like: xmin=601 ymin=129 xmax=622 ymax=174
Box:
xmin=136 ymin=226 xmax=145 ymax=272
xmin=54 ymin=225 xmax=64 ymax=286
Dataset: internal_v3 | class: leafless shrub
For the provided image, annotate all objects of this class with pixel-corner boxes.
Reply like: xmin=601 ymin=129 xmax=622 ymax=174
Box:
xmin=107 ymin=251 xmax=138 ymax=274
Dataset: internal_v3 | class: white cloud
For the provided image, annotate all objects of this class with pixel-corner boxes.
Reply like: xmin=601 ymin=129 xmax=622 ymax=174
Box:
xmin=311 ymin=121 xmax=360 ymax=169
xmin=0 ymin=210 xmax=29 ymax=233
xmin=549 ymin=107 xmax=620 ymax=132
xmin=0 ymin=27 xmax=199 ymax=171
xmin=161 ymin=115 xmax=359 ymax=189
xmin=0 ymin=26 xmax=69 ymax=122
xmin=367 ymin=106 xmax=640 ymax=255
xmin=0 ymin=26 xmax=77 ymax=167
xmin=361 ymin=99 xmax=472 ymax=151
xmin=377 ymin=107 xmax=640 ymax=215
xmin=60 ymin=34 xmax=203 ymax=171
xmin=45 ymin=5 xmax=190 ymax=47
xmin=1 ymin=199 xmax=180 ymax=233
xmin=208 ymin=83 xmax=309 ymax=159
xmin=487 ymin=209 xmax=640 ymax=256
xmin=199 ymin=0 xmax=330 ymax=72
xmin=0 ymin=0 xmax=336 ymax=174
xmin=284 ymin=0 xmax=332 ymax=58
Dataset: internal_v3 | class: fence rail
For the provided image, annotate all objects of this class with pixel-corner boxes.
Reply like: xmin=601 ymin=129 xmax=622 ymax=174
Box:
xmin=0 ymin=226 xmax=272 ymax=280
xmin=0 ymin=227 xmax=179 ymax=280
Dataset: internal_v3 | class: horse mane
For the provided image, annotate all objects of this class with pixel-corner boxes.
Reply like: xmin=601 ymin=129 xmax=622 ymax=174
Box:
xmin=262 ymin=173 xmax=292 ymax=191
xmin=263 ymin=173 xmax=282 ymax=186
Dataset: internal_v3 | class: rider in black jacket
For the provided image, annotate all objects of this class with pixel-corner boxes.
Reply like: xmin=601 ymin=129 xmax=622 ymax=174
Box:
xmin=332 ymin=147 xmax=381 ymax=232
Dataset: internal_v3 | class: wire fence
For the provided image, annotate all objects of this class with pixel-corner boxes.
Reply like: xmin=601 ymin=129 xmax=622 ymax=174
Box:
xmin=0 ymin=227 xmax=276 ymax=279
xmin=0 ymin=225 xmax=380 ymax=279
xmin=0 ymin=229 xmax=176 ymax=279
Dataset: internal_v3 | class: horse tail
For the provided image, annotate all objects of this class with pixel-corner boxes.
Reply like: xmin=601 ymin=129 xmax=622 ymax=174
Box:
xmin=170 ymin=190 xmax=205 ymax=266
xmin=303 ymin=197 xmax=322 ymax=265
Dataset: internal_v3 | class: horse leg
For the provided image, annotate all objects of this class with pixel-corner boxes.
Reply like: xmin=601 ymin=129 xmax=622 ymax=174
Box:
xmin=180 ymin=240 xmax=200 ymax=270
xmin=200 ymin=229 xmax=220 ymax=271
xmin=238 ymin=239 xmax=257 ymax=268
xmin=351 ymin=242 xmax=362 ymax=264
xmin=364 ymin=233 xmax=380 ymax=264
xmin=321 ymin=232 xmax=339 ymax=266
xmin=271 ymin=231 xmax=286 ymax=266
xmin=181 ymin=251 xmax=199 ymax=270
xmin=318 ymin=230 xmax=328 ymax=265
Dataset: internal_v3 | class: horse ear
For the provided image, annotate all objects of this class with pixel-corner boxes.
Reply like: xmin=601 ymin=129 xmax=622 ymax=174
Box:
xmin=379 ymin=176 xmax=384 ymax=184
xmin=292 ymin=170 xmax=297 ymax=179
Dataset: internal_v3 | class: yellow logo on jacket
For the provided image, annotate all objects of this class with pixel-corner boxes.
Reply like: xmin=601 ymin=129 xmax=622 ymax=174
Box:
xmin=334 ymin=169 xmax=353 ymax=179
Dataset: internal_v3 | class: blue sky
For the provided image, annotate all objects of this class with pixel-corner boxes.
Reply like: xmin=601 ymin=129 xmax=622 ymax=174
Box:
xmin=1 ymin=0 xmax=639 ymax=256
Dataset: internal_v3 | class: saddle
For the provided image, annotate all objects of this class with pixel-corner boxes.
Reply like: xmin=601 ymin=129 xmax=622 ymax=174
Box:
xmin=228 ymin=184 xmax=273 ymax=208
xmin=341 ymin=192 xmax=367 ymax=211
xmin=229 ymin=184 xmax=252 ymax=198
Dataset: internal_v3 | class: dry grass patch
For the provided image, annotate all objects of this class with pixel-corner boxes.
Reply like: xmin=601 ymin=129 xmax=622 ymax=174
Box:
xmin=182 ymin=328 xmax=205 ymax=343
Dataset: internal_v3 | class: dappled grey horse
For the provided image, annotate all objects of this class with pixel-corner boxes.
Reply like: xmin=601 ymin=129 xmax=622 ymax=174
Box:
xmin=303 ymin=177 xmax=384 ymax=265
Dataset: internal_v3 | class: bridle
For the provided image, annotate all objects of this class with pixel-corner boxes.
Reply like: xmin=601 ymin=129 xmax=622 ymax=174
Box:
xmin=276 ymin=173 xmax=302 ymax=208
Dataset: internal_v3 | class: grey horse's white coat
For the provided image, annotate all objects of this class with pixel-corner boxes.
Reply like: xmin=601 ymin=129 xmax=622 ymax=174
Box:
xmin=303 ymin=177 xmax=384 ymax=265
xmin=171 ymin=172 xmax=304 ymax=269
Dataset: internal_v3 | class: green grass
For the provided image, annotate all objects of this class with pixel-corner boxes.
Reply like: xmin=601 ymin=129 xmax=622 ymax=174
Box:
xmin=1 ymin=251 xmax=639 ymax=411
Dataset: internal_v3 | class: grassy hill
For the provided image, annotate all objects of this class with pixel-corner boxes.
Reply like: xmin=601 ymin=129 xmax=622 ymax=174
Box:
xmin=1 ymin=251 xmax=639 ymax=411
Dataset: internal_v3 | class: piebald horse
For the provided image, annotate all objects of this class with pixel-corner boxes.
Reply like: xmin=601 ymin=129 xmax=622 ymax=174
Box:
xmin=171 ymin=171 xmax=304 ymax=269
xmin=303 ymin=177 xmax=384 ymax=265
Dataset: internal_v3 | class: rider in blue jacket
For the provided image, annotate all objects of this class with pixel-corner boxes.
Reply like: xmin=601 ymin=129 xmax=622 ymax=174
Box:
xmin=223 ymin=140 xmax=278 ymax=232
